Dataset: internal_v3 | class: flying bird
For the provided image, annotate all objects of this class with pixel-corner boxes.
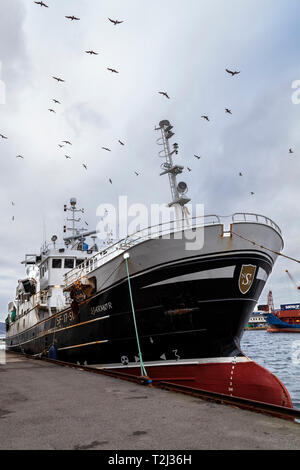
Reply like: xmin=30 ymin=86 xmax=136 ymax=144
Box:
xmin=109 ymin=178 xmax=112 ymax=184
xmin=187 ymin=167 xmax=192 ymax=172
xmin=52 ymin=76 xmax=65 ymax=82
xmin=11 ymin=201 xmax=15 ymax=206
xmin=82 ymin=164 xmax=87 ymax=170
xmin=0 ymin=134 xmax=7 ymax=139
xmin=134 ymin=172 xmax=139 ymax=176
xmin=65 ymin=15 xmax=80 ymax=21
xmin=34 ymin=1 xmax=48 ymax=7
xmin=107 ymin=68 xmax=119 ymax=73
xmin=58 ymin=144 xmax=64 ymax=148
xmin=226 ymin=69 xmax=240 ymax=76
xmin=62 ymin=140 xmax=72 ymax=145
xmin=250 ymin=192 xmax=255 ymax=195
xmin=225 ymin=108 xmax=232 ymax=114
xmin=85 ymin=221 xmax=89 ymax=226
xmin=65 ymin=155 xmax=71 ymax=159
xmin=194 ymin=155 xmax=200 ymax=159
xmin=16 ymin=155 xmax=24 ymax=159
xmin=239 ymin=172 xmax=243 ymax=176
xmin=201 ymin=115 xmax=209 ymax=121
xmin=108 ymin=18 xmax=123 ymax=25
xmin=85 ymin=50 xmax=98 ymax=55
xmin=118 ymin=140 xmax=124 ymax=146
xmin=159 ymin=91 xmax=170 ymax=99
xmin=102 ymin=147 xmax=111 ymax=152
xmin=289 ymin=148 xmax=293 ymax=154
xmin=48 ymin=108 xmax=56 ymax=113
xmin=12 ymin=216 xmax=15 ymax=221
xmin=53 ymin=99 xmax=61 ymax=104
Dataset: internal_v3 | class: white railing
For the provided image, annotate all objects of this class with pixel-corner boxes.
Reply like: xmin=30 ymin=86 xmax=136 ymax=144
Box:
xmin=64 ymin=212 xmax=281 ymax=288
xmin=231 ymin=213 xmax=282 ymax=235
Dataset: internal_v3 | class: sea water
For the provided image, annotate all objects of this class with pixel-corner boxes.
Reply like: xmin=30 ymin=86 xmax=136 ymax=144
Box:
xmin=241 ymin=330 xmax=300 ymax=409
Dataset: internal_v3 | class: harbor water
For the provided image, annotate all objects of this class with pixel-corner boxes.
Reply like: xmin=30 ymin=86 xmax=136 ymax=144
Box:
xmin=241 ymin=330 xmax=300 ymax=409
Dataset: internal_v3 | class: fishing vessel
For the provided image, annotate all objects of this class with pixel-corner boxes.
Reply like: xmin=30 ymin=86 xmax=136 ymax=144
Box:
xmin=267 ymin=303 xmax=300 ymax=332
xmin=5 ymin=120 xmax=293 ymax=408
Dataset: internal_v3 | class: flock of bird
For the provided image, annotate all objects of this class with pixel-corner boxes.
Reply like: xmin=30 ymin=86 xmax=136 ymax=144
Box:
xmin=2 ymin=2 xmax=294 ymax=222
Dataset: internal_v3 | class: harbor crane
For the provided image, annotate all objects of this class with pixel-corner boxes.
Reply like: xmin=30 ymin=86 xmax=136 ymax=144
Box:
xmin=285 ymin=270 xmax=300 ymax=290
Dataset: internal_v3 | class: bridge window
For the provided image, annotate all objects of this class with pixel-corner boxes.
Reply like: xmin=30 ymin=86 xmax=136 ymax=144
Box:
xmin=76 ymin=258 xmax=84 ymax=267
xmin=52 ymin=259 xmax=62 ymax=269
xmin=64 ymin=258 xmax=74 ymax=269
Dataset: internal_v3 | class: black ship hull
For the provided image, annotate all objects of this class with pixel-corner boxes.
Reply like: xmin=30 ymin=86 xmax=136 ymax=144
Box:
xmin=6 ymin=251 xmax=270 ymax=362
xmin=6 ymin=224 xmax=293 ymax=407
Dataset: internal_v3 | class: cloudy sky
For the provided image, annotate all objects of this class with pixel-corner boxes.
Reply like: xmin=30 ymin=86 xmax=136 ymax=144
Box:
xmin=0 ymin=0 xmax=300 ymax=320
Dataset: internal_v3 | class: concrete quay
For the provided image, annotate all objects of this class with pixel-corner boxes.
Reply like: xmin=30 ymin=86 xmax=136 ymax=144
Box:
xmin=0 ymin=352 xmax=299 ymax=450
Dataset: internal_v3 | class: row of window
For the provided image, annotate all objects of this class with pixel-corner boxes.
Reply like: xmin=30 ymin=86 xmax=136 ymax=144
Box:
xmin=40 ymin=258 xmax=85 ymax=277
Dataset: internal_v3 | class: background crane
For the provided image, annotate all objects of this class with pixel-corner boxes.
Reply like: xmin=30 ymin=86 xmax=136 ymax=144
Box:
xmin=285 ymin=270 xmax=300 ymax=290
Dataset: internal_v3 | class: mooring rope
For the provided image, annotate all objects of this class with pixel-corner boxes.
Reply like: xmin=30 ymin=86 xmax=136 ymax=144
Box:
xmin=124 ymin=254 xmax=149 ymax=380
xmin=230 ymin=230 xmax=300 ymax=264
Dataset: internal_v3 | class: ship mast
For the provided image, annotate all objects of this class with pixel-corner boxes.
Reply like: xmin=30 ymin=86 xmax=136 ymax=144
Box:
xmin=156 ymin=120 xmax=191 ymax=221
xmin=63 ymin=198 xmax=87 ymax=247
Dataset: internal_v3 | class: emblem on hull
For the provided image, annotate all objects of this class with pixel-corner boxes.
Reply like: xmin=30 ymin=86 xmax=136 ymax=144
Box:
xmin=238 ymin=264 xmax=256 ymax=294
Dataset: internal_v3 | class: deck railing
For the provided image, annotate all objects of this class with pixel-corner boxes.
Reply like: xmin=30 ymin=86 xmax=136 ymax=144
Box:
xmin=64 ymin=212 xmax=281 ymax=288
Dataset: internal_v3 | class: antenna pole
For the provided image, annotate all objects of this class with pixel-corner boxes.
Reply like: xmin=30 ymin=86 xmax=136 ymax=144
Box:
xmin=63 ymin=198 xmax=87 ymax=245
xmin=156 ymin=120 xmax=191 ymax=222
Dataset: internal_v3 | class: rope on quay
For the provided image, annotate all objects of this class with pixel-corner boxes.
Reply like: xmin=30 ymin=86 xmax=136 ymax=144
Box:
xmin=124 ymin=253 xmax=152 ymax=385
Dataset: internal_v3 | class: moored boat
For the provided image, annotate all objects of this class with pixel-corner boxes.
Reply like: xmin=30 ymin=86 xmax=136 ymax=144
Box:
xmin=5 ymin=120 xmax=293 ymax=408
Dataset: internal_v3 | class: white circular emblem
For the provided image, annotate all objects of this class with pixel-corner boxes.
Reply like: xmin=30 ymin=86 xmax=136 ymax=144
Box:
xmin=121 ymin=355 xmax=129 ymax=365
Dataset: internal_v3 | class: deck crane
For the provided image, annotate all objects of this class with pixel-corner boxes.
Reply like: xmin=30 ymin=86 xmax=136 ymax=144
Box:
xmin=285 ymin=270 xmax=300 ymax=290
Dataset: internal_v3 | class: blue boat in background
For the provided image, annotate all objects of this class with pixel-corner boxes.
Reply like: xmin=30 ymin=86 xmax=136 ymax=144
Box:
xmin=267 ymin=304 xmax=300 ymax=332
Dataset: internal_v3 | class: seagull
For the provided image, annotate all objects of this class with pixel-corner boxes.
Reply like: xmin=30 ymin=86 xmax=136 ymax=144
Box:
xmin=16 ymin=155 xmax=24 ymax=159
xmin=187 ymin=167 xmax=192 ymax=172
xmin=239 ymin=172 xmax=243 ymax=176
xmin=225 ymin=108 xmax=232 ymax=114
xmin=12 ymin=216 xmax=15 ymax=221
xmin=85 ymin=50 xmax=98 ymax=55
xmin=11 ymin=201 xmax=15 ymax=206
xmin=109 ymin=178 xmax=112 ymax=184
xmin=102 ymin=147 xmax=111 ymax=152
xmin=53 ymin=76 xmax=65 ymax=82
xmin=58 ymin=144 xmax=64 ymax=148
xmin=0 ymin=134 xmax=7 ymax=139
xmin=289 ymin=148 xmax=293 ymax=154
xmin=134 ymin=171 xmax=139 ymax=176
xmin=108 ymin=18 xmax=123 ymax=25
xmin=85 ymin=221 xmax=89 ymax=226
xmin=226 ymin=68 xmax=240 ymax=76
xmin=194 ymin=155 xmax=201 ymax=159
xmin=250 ymin=192 xmax=255 ymax=195
xmin=107 ymin=68 xmax=119 ymax=73
xmin=34 ymin=1 xmax=48 ymax=7
xmin=201 ymin=115 xmax=209 ymax=121
xmin=62 ymin=140 xmax=72 ymax=145
xmin=158 ymin=91 xmax=170 ymax=99
xmin=65 ymin=15 xmax=80 ymax=21
xmin=65 ymin=155 xmax=71 ymax=159
xmin=82 ymin=164 xmax=87 ymax=170
xmin=118 ymin=140 xmax=124 ymax=145
xmin=48 ymin=108 xmax=56 ymax=113
xmin=53 ymin=99 xmax=61 ymax=104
